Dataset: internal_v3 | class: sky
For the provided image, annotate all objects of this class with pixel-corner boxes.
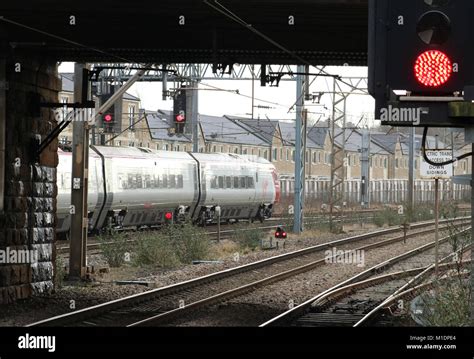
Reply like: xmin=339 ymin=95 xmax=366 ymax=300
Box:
xmin=59 ymin=62 xmax=376 ymax=126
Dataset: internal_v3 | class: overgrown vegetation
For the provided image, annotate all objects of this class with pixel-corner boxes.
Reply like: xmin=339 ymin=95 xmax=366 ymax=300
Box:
xmin=372 ymin=201 xmax=462 ymax=228
xmin=132 ymin=221 xmax=212 ymax=268
xmin=415 ymin=215 xmax=470 ymax=326
xmin=232 ymin=228 xmax=262 ymax=251
xmin=420 ymin=280 xmax=471 ymax=326
xmin=54 ymin=255 xmax=65 ymax=290
xmin=98 ymin=232 xmax=131 ymax=268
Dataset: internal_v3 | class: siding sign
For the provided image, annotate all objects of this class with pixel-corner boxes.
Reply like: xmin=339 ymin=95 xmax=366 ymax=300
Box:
xmin=420 ymin=150 xmax=453 ymax=179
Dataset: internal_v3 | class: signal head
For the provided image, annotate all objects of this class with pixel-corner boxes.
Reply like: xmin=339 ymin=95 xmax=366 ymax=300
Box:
xmin=414 ymin=50 xmax=452 ymax=87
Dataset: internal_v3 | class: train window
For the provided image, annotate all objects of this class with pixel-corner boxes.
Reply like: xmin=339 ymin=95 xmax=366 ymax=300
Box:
xmin=162 ymin=174 xmax=168 ymax=188
xmin=233 ymin=177 xmax=239 ymax=189
xmin=169 ymin=175 xmax=176 ymax=188
xmin=128 ymin=174 xmax=135 ymax=189
xmin=218 ymin=176 xmax=224 ymax=189
xmin=144 ymin=175 xmax=151 ymax=189
xmin=211 ymin=176 xmax=218 ymax=189
xmin=247 ymin=177 xmax=254 ymax=189
xmin=177 ymin=175 xmax=184 ymax=188
xmin=136 ymin=174 xmax=143 ymax=189
xmin=226 ymin=176 xmax=232 ymax=189
xmin=240 ymin=177 xmax=246 ymax=189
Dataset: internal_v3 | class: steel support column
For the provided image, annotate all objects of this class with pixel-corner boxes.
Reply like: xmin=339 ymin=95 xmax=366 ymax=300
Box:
xmin=69 ymin=63 xmax=90 ymax=280
xmin=329 ymin=80 xmax=347 ymax=232
xmin=361 ymin=128 xmax=370 ymax=207
xmin=293 ymin=65 xmax=306 ymax=234
xmin=408 ymin=127 xmax=415 ymax=215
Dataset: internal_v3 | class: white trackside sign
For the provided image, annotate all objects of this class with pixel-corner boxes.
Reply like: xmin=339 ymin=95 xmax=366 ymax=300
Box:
xmin=420 ymin=150 xmax=453 ymax=179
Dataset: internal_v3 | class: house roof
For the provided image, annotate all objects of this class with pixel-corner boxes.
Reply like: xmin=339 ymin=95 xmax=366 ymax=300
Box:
xmin=199 ymin=115 xmax=268 ymax=146
xmin=146 ymin=111 xmax=191 ymax=143
xmin=226 ymin=117 xmax=281 ymax=145
xmin=59 ymin=73 xmax=140 ymax=101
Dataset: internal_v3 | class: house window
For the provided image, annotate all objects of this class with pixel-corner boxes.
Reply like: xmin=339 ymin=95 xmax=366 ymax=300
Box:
xmin=286 ymin=149 xmax=290 ymax=161
xmin=292 ymin=150 xmax=295 ymax=162
xmin=128 ymin=105 xmax=136 ymax=130
xmin=213 ymin=146 xmax=217 ymax=152
xmin=243 ymin=148 xmax=248 ymax=155
xmin=176 ymin=145 xmax=180 ymax=151
xmin=318 ymin=152 xmax=322 ymax=163
xmin=395 ymin=159 xmax=399 ymax=169
xmin=313 ymin=152 xmax=317 ymax=164
xmin=61 ymin=97 xmax=69 ymax=121
xmin=221 ymin=146 xmax=224 ymax=152
xmin=263 ymin=150 xmax=268 ymax=160
xmin=280 ymin=148 xmax=283 ymax=160
xmin=384 ymin=158 xmax=388 ymax=168
xmin=273 ymin=149 xmax=278 ymax=161
xmin=234 ymin=148 xmax=239 ymax=154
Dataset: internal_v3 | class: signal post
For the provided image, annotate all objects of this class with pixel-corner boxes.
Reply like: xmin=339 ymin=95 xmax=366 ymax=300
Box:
xmin=369 ymin=0 xmax=474 ymax=324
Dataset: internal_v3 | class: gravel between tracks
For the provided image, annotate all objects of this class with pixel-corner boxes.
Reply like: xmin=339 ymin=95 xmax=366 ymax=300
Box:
xmin=0 ymin=225 xmax=376 ymax=326
xmin=163 ymin=230 xmax=466 ymax=327
xmin=0 ymin=224 xmax=459 ymax=327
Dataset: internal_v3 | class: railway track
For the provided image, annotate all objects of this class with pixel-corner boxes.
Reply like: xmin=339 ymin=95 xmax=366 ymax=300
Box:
xmin=260 ymin=231 xmax=471 ymax=327
xmin=56 ymin=213 xmax=384 ymax=256
xmin=29 ymin=217 xmax=469 ymax=327
xmin=56 ymin=209 xmax=471 ymax=256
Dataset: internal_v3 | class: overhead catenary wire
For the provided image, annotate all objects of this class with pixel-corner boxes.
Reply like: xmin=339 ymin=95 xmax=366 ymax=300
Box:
xmin=2 ymin=13 xmax=369 ymax=152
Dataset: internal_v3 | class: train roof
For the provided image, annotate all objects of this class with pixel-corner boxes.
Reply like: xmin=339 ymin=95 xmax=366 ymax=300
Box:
xmin=90 ymin=146 xmax=273 ymax=166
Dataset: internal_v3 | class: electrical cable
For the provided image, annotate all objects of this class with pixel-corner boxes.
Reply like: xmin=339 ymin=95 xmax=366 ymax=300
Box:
xmin=422 ymin=127 xmax=472 ymax=166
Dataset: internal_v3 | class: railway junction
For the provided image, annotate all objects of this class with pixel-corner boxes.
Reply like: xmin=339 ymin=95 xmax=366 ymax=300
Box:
xmin=0 ymin=0 xmax=473 ymax=356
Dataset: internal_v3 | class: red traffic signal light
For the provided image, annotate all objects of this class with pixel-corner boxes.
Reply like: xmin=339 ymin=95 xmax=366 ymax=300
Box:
xmin=175 ymin=111 xmax=185 ymax=123
xmin=165 ymin=212 xmax=173 ymax=221
xmin=275 ymin=227 xmax=287 ymax=239
xmin=104 ymin=114 xmax=113 ymax=123
xmin=414 ymin=50 xmax=453 ymax=87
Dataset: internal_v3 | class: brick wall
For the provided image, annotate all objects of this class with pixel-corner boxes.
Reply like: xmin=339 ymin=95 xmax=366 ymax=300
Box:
xmin=0 ymin=58 xmax=59 ymax=304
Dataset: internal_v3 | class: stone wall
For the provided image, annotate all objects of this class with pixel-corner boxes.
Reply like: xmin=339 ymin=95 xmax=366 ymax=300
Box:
xmin=0 ymin=58 xmax=59 ymax=304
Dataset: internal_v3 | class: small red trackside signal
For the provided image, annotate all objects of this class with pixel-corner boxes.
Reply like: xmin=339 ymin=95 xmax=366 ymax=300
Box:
xmin=165 ymin=212 xmax=173 ymax=220
xmin=104 ymin=114 xmax=113 ymax=122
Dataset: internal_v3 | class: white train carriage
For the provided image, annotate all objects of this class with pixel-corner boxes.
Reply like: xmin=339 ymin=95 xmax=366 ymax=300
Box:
xmin=93 ymin=146 xmax=198 ymax=230
xmin=193 ymin=153 xmax=279 ymax=224
xmin=56 ymin=146 xmax=280 ymax=234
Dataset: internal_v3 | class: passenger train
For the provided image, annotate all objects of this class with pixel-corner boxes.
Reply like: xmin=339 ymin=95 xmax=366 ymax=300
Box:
xmin=57 ymin=146 xmax=280 ymax=236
